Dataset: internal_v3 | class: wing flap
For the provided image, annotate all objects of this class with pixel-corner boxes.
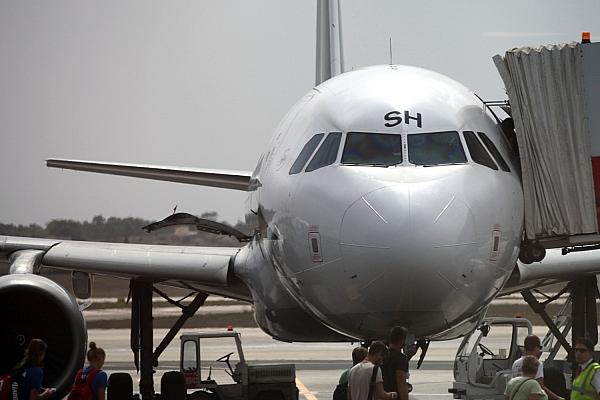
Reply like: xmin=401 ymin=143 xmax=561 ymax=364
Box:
xmin=46 ymin=159 xmax=253 ymax=191
xmin=1 ymin=236 xmax=240 ymax=286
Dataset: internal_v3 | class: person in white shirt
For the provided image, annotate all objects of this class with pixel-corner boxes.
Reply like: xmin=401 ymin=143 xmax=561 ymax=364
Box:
xmin=348 ymin=341 xmax=397 ymax=400
xmin=512 ymin=335 xmax=563 ymax=400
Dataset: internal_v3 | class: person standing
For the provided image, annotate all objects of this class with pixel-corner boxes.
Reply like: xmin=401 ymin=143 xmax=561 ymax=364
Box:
xmin=348 ymin=341 xmax=397 ymax=400
xmin=382 ymin=327 xmax=409 ymax=400
xmin=334 ymin=347 xmax=368 ymax=400
xmin=512 ymin=335 xmax=563 ymax=400
xmin=505 ymin=355 xmax=548 ymax=400
xmin=68 ymin=342 xmax=107 ymax=400
xmin=571 ymin=337 xmax=600 ymax=400
xmin=14 ymin=339 xmax=55 ymax=400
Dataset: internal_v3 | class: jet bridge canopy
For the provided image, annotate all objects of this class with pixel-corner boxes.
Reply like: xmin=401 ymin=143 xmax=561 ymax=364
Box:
xmin=494 ymin=41 xmax=600 ymax=247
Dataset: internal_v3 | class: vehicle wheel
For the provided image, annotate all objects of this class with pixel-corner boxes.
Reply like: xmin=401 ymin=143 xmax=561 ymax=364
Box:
xmin=519 ymin=242 xmax=546 ymax=264
xmin=519 ymin=245 xmax=534 ymax=264
xmin=107 ymin=372 xmax=133 ymax=400
xmin=543 ymin=366 xmax=568 ymax=399
xmin=161 ymin=371 xmax=186 ymax=400
xmin=529 ymin=242 xmax=546 ymax=262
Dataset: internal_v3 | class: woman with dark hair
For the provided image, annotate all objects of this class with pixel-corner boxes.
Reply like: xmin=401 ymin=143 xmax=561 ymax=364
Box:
xmin=14 ymin=339 xmax=55 ymax=400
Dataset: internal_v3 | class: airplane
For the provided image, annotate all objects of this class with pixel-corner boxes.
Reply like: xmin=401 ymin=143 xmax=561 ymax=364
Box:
xmin=1 ymin=1 xmax=599 ymax=398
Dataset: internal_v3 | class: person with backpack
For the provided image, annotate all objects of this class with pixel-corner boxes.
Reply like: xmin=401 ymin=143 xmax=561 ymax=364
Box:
xmin=13 ymin=339 xmax=55 ymax=400
xmin=348 ymin=341 xmax=397 ymax=400
xmin=333 ymin=346 xmax=367 ymax=400
xmin=68 ymin=342 xmax=107 ymax=400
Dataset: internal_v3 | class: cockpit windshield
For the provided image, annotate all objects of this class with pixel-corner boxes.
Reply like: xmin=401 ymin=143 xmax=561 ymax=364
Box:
xmin=408 ymin=131 xmax=467 ymax=166
xmin=341 ymin=132 xmax=402 ymax=167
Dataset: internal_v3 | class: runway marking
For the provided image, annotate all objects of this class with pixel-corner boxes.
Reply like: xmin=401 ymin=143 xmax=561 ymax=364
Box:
xmin=295 ymin=377 xmax=318 ymax=400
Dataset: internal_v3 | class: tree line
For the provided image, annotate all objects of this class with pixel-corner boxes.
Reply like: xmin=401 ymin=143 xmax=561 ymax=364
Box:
xmin=0 ymin=212 xmax=250 ymax=247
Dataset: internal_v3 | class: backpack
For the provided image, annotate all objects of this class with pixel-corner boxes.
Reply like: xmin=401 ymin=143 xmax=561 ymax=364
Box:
xmin=0 ymin=374 xmax=18 ymax=400
xmin=332 ymin=383 xmax=347 ymax=400
xmin=67 ymin=368 xmax=100 ymax=400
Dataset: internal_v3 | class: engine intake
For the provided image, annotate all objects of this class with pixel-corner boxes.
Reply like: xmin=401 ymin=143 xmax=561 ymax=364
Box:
xmin=0 ymin=274 xmax=86 ymax=398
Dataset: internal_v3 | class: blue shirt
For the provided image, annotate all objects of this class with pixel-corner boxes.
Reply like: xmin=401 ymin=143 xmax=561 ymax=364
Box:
xmin=81 ymin=366 xmax=107 ymax=400
xmin=16 ymin=367 xmax=43 ymax=400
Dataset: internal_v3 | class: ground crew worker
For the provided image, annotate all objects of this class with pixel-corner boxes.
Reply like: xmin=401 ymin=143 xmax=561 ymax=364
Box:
xmin=571 ymin=337 xmax=600 ymax=400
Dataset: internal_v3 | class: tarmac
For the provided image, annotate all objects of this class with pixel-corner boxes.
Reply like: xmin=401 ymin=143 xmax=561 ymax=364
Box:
xmin=91 ymin=326 xmax=555 ymax=400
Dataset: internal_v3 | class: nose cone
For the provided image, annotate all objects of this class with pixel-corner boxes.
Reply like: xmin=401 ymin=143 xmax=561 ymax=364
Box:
xmin=339 ymin=180 xmax=489 ymax=337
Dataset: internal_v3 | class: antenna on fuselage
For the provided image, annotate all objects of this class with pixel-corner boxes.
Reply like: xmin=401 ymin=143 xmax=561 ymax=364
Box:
xmin=315 ymin=0 xmax=345 ymax=85
xmin=389 ymin=37 xmax=393 ymax=65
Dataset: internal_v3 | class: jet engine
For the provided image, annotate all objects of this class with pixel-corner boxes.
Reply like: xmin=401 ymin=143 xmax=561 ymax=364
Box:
xmin=0 ymin=274 xmax=86 ymax=399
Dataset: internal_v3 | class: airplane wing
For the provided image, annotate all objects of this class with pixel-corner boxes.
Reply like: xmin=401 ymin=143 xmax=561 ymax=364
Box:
xmin=0 ymin=235 xmax=251 ymax=300
xmin=500 ymin=248 xmax=600 ymax=295
xmin=46 ymin=159 xmax=256 ymax=191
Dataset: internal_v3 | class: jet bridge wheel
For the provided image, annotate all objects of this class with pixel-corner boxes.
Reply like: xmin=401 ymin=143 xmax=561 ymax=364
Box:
xmin=519 ymin=241 xmax=546 ymax=264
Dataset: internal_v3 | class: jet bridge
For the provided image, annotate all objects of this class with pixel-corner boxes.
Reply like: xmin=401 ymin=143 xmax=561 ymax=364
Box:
xmin=494 ymin=40 xmax=600 ymax=260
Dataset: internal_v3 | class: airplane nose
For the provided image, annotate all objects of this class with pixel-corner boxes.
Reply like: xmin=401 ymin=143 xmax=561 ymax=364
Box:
xmin=339 ymin=182 xmax=484 ymax=336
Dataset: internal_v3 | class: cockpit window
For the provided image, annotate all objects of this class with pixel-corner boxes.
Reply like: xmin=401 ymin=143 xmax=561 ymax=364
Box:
xmin=463 ymin=131 xmax=498 ymax=170
xmin=289 ymin=133 xmax=324 ymax=175
xmin=305 ymin=132 xmax=342 ymax=172
xmin=477 ymin=132 xmax=511 ymax=172
xmin=341 ymin=132 xmax=402 ymax=167
xmin=407 ymin=131 xmax=467 ymax=166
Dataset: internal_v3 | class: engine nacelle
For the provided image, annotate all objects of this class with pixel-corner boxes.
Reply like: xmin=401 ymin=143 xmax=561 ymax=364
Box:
xmin=0 ymin=274 xmax=87 ymax=398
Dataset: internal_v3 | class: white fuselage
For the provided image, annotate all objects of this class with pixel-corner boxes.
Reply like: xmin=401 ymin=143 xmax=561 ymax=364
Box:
xmin=240 ymin=65 xmax=524 ymax=340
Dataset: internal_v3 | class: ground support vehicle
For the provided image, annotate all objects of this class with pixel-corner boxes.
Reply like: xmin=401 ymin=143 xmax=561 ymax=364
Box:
xmin=449 ymin=318 xmax=571 ymax=400
xmin=180 ymin=331 xmax=298 ymax=400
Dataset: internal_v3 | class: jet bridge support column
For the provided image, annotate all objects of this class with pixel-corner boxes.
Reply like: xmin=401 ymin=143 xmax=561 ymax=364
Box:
xmin=131 ymin=279 xmax=155 ymax=400
xmin=571 ymin=277 xmax=598 ymax=345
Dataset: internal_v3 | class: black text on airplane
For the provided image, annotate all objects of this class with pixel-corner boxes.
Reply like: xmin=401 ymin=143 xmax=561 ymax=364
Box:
xmin=383 ymin=110 xmax=422 ymax=128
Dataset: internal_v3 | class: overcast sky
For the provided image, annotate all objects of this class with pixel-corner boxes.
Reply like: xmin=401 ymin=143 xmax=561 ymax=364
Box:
xmin=1 ymin=1 xmax=598 ymax=226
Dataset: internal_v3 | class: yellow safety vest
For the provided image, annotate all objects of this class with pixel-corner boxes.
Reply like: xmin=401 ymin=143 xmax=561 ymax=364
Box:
xmin=571 ymin=362 xmax=600 ymax=400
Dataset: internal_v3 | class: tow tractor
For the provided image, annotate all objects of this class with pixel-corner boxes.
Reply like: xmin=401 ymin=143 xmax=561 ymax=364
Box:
xmin=449 ymin=318 xmax=571 ymax=400
xmin=179 ymin=330 xmax=298 ymax=400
